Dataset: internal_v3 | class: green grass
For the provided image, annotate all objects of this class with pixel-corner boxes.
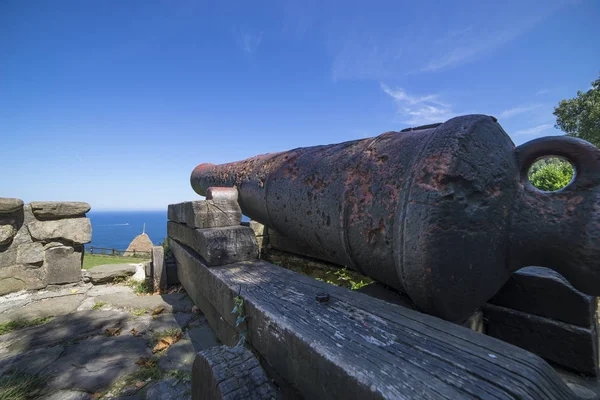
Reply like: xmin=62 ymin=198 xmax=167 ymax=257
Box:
xmin=92 ymin=301 xmax=108 ymax=310
xmin=82 ymin=253 xmax=150 ymax=270
xmin=130 ymin=308 xmax=148 ymax=317
xmin=0 ymin=317 xmax=53 ymax=335
xmin=264 ymin=249 xmax=373 ymax=290
xmin=128 ymin=279 xmax=153 ymax=294
xmin=0 ymin=371 xmax=49 ymax=400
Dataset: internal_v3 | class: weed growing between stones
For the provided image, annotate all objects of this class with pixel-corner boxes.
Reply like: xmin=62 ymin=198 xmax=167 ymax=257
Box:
xmin=92 ymin=301 xmax=108 ymax=310
xmin=0 ymin=316 xmax=53 ymax=335
xmin=166 ymin=369 xmax=192 ymax=383
xmin=130 ymin=308 xmax=148 ymax=317
xmin=231 ymin=289 xmax=248 ymax=345
xmin=99 ymin=357 xmax=161 ymax=398
xmin=0 ymin=371 xmax=49 ymax=400
xmin=128 ymin=279 xmax=153 ymax=295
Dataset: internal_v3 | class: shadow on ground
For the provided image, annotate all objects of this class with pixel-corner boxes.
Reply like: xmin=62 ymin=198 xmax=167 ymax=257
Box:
xmin=0 ymin=282 xmax=220 ymax=399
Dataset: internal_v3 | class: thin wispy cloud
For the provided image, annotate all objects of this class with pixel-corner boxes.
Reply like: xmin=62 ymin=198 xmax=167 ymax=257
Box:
xmin=536 ymin=89 xmax=550 ymax=95
xmin=514 ymin=123 xmax=554 ymax=136
xmin=328 ymin=0 xmax=569 ymax=80
xmin=240 ymin=32 xmax=263 ymax=53
xmin=419 ymin=22 xmax=533 ymax=73
xmin=499 ymin=104 xmax=542 ymax=119
xmin=381 ymin=83 xmax=456 ymax=125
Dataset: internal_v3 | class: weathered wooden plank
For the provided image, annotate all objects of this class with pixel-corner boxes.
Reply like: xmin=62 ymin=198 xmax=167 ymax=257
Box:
xmin=168 ymin=222 xmax=258 ymax=266
xmin=171 ymin=238 xmax=239 ymax=347
xmin=168 ymin=200 xmax=242 ymax=228
xmin=489 ymin=267 xmax=596 ymax=327
xmin=192 ymin=345 xmax=277 ymax=400
xmin=484 ymin=303 xmax=599 ymax=376
xmin=170 ymin=239 xmax=576 ymax=400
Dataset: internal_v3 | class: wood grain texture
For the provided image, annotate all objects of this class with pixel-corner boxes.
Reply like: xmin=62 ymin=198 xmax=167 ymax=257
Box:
xmin=484 ymin=303 xmax=599 ymax=376
xmin=192 ymin=345 xmax=277 ymax=400
xmin=170 ymin=239 xmax=576 ymax=400
xmin=168 ymin=222 xmax=258 ymax=266
xmin=488 ymin=267 xmax=596 ymax=327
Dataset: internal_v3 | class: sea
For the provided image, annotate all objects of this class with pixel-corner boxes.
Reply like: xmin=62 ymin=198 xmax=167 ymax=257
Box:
xmin=86 ymin=210 xmax=168 ymax=251
xmin=86 ymin=210 xmax=250 ymax=251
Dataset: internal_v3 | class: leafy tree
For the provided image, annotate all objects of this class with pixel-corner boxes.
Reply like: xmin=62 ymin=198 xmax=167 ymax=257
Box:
xmin=528 ymin=157 xmax=574 ymax=192
xmin=553 ymin=75 xmax=600 ymax=148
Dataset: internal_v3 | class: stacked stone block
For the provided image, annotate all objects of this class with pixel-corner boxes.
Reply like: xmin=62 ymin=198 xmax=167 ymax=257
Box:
xmin=0 ymin=198 xmax=91 ymax=295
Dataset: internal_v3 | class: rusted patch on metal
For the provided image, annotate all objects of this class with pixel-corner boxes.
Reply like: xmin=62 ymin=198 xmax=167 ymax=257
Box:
xmin=190 ymin=115 xmax=600 ymax=322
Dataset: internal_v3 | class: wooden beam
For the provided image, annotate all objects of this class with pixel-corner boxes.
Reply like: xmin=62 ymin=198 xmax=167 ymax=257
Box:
xmin=169 ymin=239 xmax=575 ymax=400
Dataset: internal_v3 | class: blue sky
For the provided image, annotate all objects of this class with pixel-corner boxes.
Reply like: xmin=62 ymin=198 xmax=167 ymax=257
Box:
xmin=1 ymin=0 xmax=598 ymax=210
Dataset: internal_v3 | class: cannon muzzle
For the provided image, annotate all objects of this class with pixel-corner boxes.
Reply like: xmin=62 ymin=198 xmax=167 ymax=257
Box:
xmin=191 ymin=114 xmax=600 ymax=322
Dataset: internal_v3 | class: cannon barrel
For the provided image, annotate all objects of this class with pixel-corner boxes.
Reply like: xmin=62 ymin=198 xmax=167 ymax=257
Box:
xmin=191 ymin=114 xmax=600 ymax=322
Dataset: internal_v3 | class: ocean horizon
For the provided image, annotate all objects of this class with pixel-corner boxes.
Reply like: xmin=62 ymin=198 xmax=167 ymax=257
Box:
xmin=86 ymin=210 xmax=167 ymax=251
xmin=86 ymin=209 xmax=250 ymax=252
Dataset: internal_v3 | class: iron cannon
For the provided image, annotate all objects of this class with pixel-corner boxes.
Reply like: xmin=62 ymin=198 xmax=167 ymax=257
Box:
xmin=191 ymin=114 xmax=600 ymax=322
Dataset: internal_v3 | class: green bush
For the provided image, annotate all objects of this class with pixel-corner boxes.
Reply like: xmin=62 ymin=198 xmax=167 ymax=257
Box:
xmin=528 ymin=158 xmax=574 ymax=192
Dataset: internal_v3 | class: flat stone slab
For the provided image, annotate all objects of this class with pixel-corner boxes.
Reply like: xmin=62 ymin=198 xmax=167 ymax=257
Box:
xmin=1 ymin=310 xmax=129 ymax=356
xmin=95 ymin=292 xmax=194 ymax=313
xmin=158 ymin=338 xmax=197 ymax=371
xmin=146 ymin=377 xmax=191 ymax=400
xmin=0 ymin=344 xmax=64 ymax=377
xmin=0 ymin=198 xmax=24 ymax=213
xmin=47 ymin=335 xmax=151 ymax=393
xmin=0 ymin=293 xmax=85 ymax=324
xmin=43 ymin=390 xmax=92 ymax=400
xmin=89 ymin=264 xmax=137 ymax=284
xmin=30 ymin=201 xmax=91 ymax=219
xmin=28 ymin=218 xmax=92 ymax=244
xmin=0 ymin=281 xmax=216 ymax=399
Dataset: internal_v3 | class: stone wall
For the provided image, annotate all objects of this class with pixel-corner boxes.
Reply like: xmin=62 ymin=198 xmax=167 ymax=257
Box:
xmin=0 ymin=198 xmax=91 ymax=295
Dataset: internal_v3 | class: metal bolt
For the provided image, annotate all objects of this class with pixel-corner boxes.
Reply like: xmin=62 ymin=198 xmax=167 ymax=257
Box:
xmin=316 ymin=292 xmax=330 ymax=303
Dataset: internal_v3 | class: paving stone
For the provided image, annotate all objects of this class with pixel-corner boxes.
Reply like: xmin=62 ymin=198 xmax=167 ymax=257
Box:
xmin=149 ymin=313 xmax=190 ymax=332
xmin=0 ymin=293 xmax=85 ymax=324
xmin=123 ymin=315 xmax=153 ymax=336
xmin=32 ymin=283 xmax=92 ymax=301
xmin=1 ymin=310 xmax=129 ymax=355
xmin=146 ymin=377 xmax=191 ymax=400
xmin=86 ymin=284 xmax=136 ymax=297
xmin=188 ymin=325 xmax=220 ymax=352
xmin=0 ymin=345 xmax=64 ymax=377
xmin=175 ymin=312 xmax=194 ymax=329
xmin=95 ymin=293 xmax=193 ymax=313
xmin=158 ymin=339 xmax=196 ymax=371
xmin=42 ymin=390 xmax=92 ymax=400
xmin=47 ymin=335 xmax=151 ymax=393
xmin=89 ymin=264 xmax=137 ymax=284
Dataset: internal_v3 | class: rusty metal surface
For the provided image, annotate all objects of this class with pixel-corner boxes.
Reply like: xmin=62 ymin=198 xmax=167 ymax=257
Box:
xmin=190 ymin=114 xmax=600 ymax=322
